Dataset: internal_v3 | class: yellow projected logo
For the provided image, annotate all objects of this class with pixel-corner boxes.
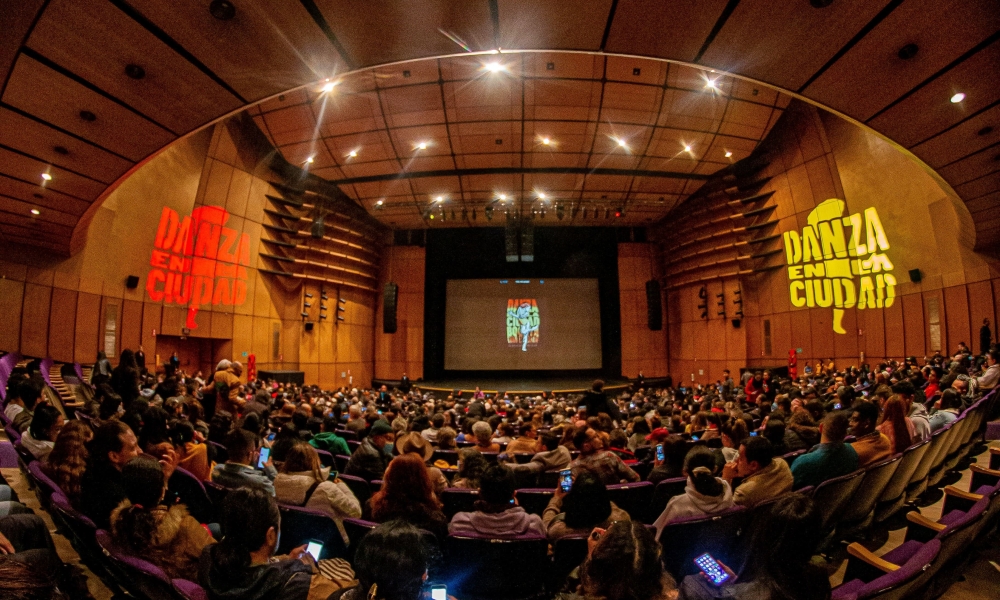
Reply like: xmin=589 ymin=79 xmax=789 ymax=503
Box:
xmin=507 ymin=299 xmax=540 ymax=352
xmin=783 ymin=199 xmax=896 ymax=335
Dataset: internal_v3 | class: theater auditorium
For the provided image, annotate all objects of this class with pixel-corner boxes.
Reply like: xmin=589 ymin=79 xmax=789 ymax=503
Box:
xmin=0 ymin=1 xmax=998 ymax=599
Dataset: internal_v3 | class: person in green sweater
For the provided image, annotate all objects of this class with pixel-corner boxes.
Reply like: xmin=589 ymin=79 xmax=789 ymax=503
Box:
xmin=308 ymin=415 xmax=350 ymax=456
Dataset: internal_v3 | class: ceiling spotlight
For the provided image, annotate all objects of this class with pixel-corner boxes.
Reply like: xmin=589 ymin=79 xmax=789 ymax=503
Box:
xmin=209 ymin=0 xmax=236 ymax=20
xmin=541 ymin=137 xmax=551 ymax=145
xmin=305 ymin=156 xmax=314 ymax=164
xmin=41 ymin=173 xmax=52 ymax=181
xmin=615 ymin=138 xmax=628 ymax=148
xmin=434 ymin=195 xmax=444 ymax=202
xmin=320 ymin=80 xmax=337 ymax=93
xmin=725 ymin=150 xmax=733 ymax=158
xmin=483 ymin=62 xmax=506 ymax=73
xmin=348 ymin=150 xmax=358 ymax=158
xmin=416 ymin=141 xmax=428 ymax=150
xmin=951 ymin=92 xmax=965 ymax=103
xmin=498 ymin=193 xmax=508 ymax=201
xmin=684 ymin=144 xmax=693 ymax=152
xmin=705 ymin=79 xmax=718 ymax=90
xmin=537 ymin=192 xmax=547 ymax=200
xmin=375 ymin=199 xmax=384 ymax=206
xmin=30 ymin=209 xmax=40 ymax=215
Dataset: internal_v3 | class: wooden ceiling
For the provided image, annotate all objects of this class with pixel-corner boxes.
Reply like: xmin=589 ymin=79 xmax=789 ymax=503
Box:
xmin=0 ymin=0 xmax=997 ymax=254
xmin=248 ymin=53 xmax=788 ymax=228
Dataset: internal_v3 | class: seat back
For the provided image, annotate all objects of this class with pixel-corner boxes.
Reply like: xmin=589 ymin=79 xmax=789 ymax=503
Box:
xmin=443 ymin=534 xmax=549 ymax=600
xmin=207 ymin=441 xmax=228 ymax=464
xmin=315 ymin=448 xmax=335 ymax=469
xmin=551 ymin=535 xmax=589 ymax=583
xmin=168 ymin=466 xmax=214 ymax=524
xmin=338 ymin=473 xmax=372 ymax=512
xmin=203 ymin=480 xmax=230 ymax=509
xmin=335 ymin=429 xmax=357 ymax=441
xmin=605 ymin=481 xmax=654 ymax=521
xmin=812 ymin=469 xmax=866 ymax=530
xmin=513 ymin=488 xmax=553 ymax=516
xmin=877 ymin=440 xmax=931 ymax=506
xmin=342 ymin=517 xmax=377 ymax=562
xmin=646 ymin=477 xmax=688 ymax=523
xmin=780 ymin=449 xmax=807 ymax=468
xmin=95 ymin=529 xmax=179 ymax=600
xmin=511 ymin=452 xmax=535 ymax=464
xmin=27 ymin=460 xmax=61 ymax=509
xmin=276 ymin=504 xmax=348 ymax=560
xmin=334 ymin=453 xmax=351 ymax=473
xmin=838 ymin=539 xmax=941 ymax=600
xmin=347 ymin=439 xmax=361 ymax=453
xmin=440 ymin=488 xmax=480 ymax=519
xmin=658 ymin=507 xmax=752 ymax=579
xmin=838 ymin=454 xmax=902 ymax=526
xmin=432 ymin=449 xmax=459 ymax=465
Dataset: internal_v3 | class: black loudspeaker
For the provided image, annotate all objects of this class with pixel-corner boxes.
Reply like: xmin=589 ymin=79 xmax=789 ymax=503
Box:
xmin=383 ymin=282 xmax=398 ymax=334
xmin=909 ymin=269 xmax=922 ymax=283
xmin=645 ymin=280 xmax=662 ymax=331
xmin=304 ymin=322 xmax=314 ymax=332
xmin=731 ymin=318 xmax=742 ymax=328
xmin=311 ymin=217 xmax=325 ymax=238
xmin=125 ymin=275 xmax=140 ymax=289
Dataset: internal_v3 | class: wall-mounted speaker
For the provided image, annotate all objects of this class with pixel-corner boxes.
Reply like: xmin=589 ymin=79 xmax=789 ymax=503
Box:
xmin=731 ymin=318 xmax=742 ymax=328
xmin=383 ymin=282 xmax=399 ymax=334
xmin=125 ymin=275 xmax=140 ymax=289
xmin=908 ymin=269 xmax=922 ymax=283
xmin=304 ymin=322 xmax=314 ymax=332
xmin=645 ymin=280 xmax=662 ymax=331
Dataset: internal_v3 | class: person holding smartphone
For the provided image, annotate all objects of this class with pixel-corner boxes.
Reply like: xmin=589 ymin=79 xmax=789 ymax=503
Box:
xmin=336 ymin=521 xmax=433 ymax=600
xmin=562 ymin=521 xmax=675 ymax=600
xmin=541 ymin=471 xmax=630 ymax=541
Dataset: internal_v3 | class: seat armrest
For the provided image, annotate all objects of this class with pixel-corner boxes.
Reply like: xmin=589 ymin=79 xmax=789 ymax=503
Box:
xmin=944 ymin=485 xmax=984 ymax=502
xmin=970 ymin=464 xmax=1000 ymax=489
xmin=846 ymin=543 xmax=899 ymax=573
xmin=943 ymin=484 xmax=984 ymax=514
xmin=904 ymin=511 xmax=946 ymax=543
xmin=843 ymin=542 xmax=899 ymax=583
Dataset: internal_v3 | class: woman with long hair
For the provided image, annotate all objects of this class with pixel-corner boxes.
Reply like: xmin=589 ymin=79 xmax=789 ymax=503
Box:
xmin=110 ymin=456 xmax=214 ymax=581
xmin=542 ymin=471 xmax=630 ymax=541
xmin=368 ymin=454 xmax=447 ymax=540
xmin=43 ymin=420 xmax=92 ymax=506
xmin=652 ymin=447 xmax=734 ymax=539
xmin=576 ymin=520 xmax=676 ymax=600
xmin=337 ymin=520 xmax=431 ymax=600
xmin=877 ymin=395 xmax=915 ymax=454
xmin=274 ymin=442 xmax=361 ymax=544
xmin=451 ymin=448 xmax=489 ymax=489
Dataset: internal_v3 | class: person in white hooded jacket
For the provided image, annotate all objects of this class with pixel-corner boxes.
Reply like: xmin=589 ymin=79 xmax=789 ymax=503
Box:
xmin=273 ymin=442 xmax=361 ymax=545
xmin=652 ymin=447 xmax=734 ymax=540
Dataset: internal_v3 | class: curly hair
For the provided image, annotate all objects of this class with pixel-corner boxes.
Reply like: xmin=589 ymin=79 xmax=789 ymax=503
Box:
xmin=46 ymin=420 xmax=92 ymax=506
xmin=582 ymin=520 xmax=668 ymax=600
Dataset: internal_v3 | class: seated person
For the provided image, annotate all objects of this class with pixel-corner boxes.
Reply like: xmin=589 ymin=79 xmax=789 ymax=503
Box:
xmin=43 ymin=420 xmax=92 ymax=507
xmin=449 ymin=464 xmax=545 ymax=538
xmin=647 ymin=435 xmax=687 ymax=485
xmin=274 ymin=442 xmax=361 ymax=545
xmin=173 ymin=420 xmax=212 ymax=482
xmin=308 ymin=415 xmax=351 ymax=457
xmin=848 ymin=401 xmax=892 ymax=467
xmin=12 ymin=379 xmax=42 ymax=434
xmin=21 ymin=405 xmax=63 ymax=461
xmin=81 ymin=421 xmax=152 ymax=530
xmin=344 ymin=420 xmax=395 ymax=481
xmin=677 ymin=494 xmax=829 ymax=600
xmin=211 ymin=429 xmax=277 ymax=495
xmin=0 ymin=514 xmax=64 ymax=588
xmin=394 ymin=433 xmax=448 ymax=495
xmin=542 ymin=471 xmax=630 ymax=541
xmin=199 ymin=487 xmax=351 ymax=600
xmin=568 ymin=520 xmax=676 ymax=600
xmin=420 ymin=413 xmax=445 ymax=444
xmin=928 ymin=388 xmax=963 ymax=432
xmin=436 ymin=426 xmax=458 ymax=450
xmin=652 ymin=447 xmax=733 ymax=539
xmin=335 ymin=520 xmax=431 ymax=600
xmin=451 ymin=449 xmax=489 ymax=489
xmin=607 ymin=429 xmax=635 ymax=460
xmin=505 ymin=423 xmax=539 ymax=454
xmin=790 ymin=411 xmax=858 ymax=490
xmin=471 ymin=421 xmax=501 ymax=453
xmin=721 ymin=437 xmax=793 ymax=507
xmin=368 ymin=454 xmax=448 ymax=540
xmin=569 ymin=428 xmax=640 ymax=485
xmin=511 ymin=433 xmax=571 ymax=474
xmin=110 ymin=456 xmax=214 ymax=580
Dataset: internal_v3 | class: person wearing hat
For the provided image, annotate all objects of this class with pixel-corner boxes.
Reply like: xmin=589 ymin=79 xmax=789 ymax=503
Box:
xmin=394 ymin=432 xmax=448 ymax=495
xmin=344 ymin=420 xmax=395 ymax=482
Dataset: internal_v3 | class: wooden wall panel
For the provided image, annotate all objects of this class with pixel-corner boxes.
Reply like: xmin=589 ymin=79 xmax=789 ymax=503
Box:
xmin=48 ymin=287 xmax=77 ymax=362
xmin=375 ymin=246 xmax=425 ymax=380
xmin=74 ymin=292 xmax=101 ymax=363
xmin=120 ymin=300 xmax=144 ymax=356
xmin=141 ymin=303 xmax=162 ymax=361
xmin=967 ymin=280 xmax=994 ymax=353
xmin=0 ymin=279 xmax=24 ymax=352
xmin=20 ymin=283 xmax=51 ymax=358
xmin=943 ymin=286 xmax=971 ymax=353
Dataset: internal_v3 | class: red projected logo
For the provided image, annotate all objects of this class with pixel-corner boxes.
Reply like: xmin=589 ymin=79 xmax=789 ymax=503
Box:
xmin=146 ymin=206 xmax=251 ymax=328
xmin=507 ymin=299 xmax=539 ymax=352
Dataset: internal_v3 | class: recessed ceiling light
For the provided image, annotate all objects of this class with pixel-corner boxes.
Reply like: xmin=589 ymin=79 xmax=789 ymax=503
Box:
xmin=898 ymin=44 xmax=919 ymax=60
xmin=53 ymin=146 xmax=69 ymax=155
xmin=79 ymin=110 xmax=96 ymax=122
xmin=541 ymin=137 xmax=551 ymax=146
xmin=305 ymin=156 xmax=314 ymax=164
xmin=705 ymin=79 xmax=718 ymax=90
xmin=498 ymin=193 xmax=508 ymax=201
xmin=977 ymin=126 xmax=994 ymax=136
xmin=41 ymin=173 xmax=52 ymax=181
xmin=375 ymin=199 xmax=384 ymax=206
xmin=615 ymin=138 xmax=628 ymax=148
xmin=209 ymin=0 xmax=236 ymax=20
xmin=537 ymin=192 xmax=547 ymax=200
xmin=434 ymin=196 xmax=444 ymax=202
xmin=684 ymin=144 xmax=693 ymax=152
xmin=320 ymin=80 xmax=337 ymax=93
xmin=416 ymin=141 xmax=428 ymax=150
xmin=348 ymin=150 xmax=358 ymax=158
xmin=30 ymin=209 xmax=40 ymax=215
xmin=124 ymin=64 xmax=145 ymax=80
xmin=951 ymin=92 xmax=966 ymax=103
xmin=725 ymin=150 xmax=733 ymax=158
xmin=483 ymin=62 xmax=506 ymax=73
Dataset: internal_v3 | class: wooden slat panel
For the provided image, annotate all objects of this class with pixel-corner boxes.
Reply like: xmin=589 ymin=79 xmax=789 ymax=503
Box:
xmin=48 ymin=287 xmax=77 ymax=362
xmin=0 ymin=107 xmax=133 ymax=184
xmin=20 ymin=283 xmax=52 ymax=358
xmin=27 ymin=0 xmax=242 ymax=134
xmin=605 ymin=0 xmax=729 ymax=63
xmin=0 ymin=146 xmax=106 ymax=201
xmin=910 ymin=103 xmax=1000 ymax=169
xmin=0 ymin=278 xmax=25 ymax=352
xmin=3 ymin=54 xmax=176 ymax=162
xmin=497 ymin=0 xmax=612 ymax=51
xmin=0 ymin=174 xmax=90 ymax=215
xmin=936 ymin=144 xmax=1000 ymax=187
xmin=0 ymin=0 xmax=46 ymax=91
xmin=0 ymin=196 xmax=77 ymax=227
xmin=126 ymin=0 xmax=348 ymax=102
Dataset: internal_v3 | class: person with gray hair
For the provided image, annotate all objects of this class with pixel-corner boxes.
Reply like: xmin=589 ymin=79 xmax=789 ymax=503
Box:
xmin=472 ymin=420 xmax=500 ymax=453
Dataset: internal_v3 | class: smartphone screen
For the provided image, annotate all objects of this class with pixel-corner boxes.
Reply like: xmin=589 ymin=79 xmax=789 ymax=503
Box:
xmin=835 ymin=403 xmax=842 ymax=410
xmin=257 ymin=447 xmax=270 ymax=469
xmin=691 ymin=434 xmax=700 ymax=441
xmin=306 ymin=540 xmax=323 ymax=561
xmin=655 ymin=444 xmax=664 ymax=462
xmin=694 ymin=553 xmax=730 ymax=586
xmin=749 ymin=431 xmax=758 ymax=437
xmin=267 ymin=432 xmax=276 ymax=442
xmin=431 ymin=585 xmax=447 ymax=600
xmin=559 ymin=469 xmax=573 ymax=493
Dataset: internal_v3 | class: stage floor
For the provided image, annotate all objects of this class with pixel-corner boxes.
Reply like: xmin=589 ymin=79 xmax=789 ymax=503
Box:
xmin=412 ymin=377 xmax=631 ymax=395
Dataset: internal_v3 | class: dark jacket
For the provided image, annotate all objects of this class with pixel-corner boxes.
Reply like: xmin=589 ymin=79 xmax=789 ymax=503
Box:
xmin=80 ymin=461 xmax=127 ymax=530
xmin=344 ymin=438 xmax=390 ymax=481
xmin=581 ymin=390 xmax=621 ymax=422
xmin=467 ymin=400 xmax=486 ymax=419
xmin=198 ymin=545 xmax=311 ymax=600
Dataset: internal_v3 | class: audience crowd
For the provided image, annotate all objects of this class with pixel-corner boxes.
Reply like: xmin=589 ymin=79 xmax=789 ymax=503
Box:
xmin=0 ymin=340 xmax=996 ymax=600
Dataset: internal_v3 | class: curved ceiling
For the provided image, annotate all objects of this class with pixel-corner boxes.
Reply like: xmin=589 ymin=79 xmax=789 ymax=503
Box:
xmin=0 ymin=0 xmax=997 ymax=254
xmin=249 ymin=53 xmax=789 ymax=228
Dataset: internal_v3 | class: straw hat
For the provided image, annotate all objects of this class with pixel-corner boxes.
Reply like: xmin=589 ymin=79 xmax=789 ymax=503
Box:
xmin=394 ymin=432 xmax=434 ymax=462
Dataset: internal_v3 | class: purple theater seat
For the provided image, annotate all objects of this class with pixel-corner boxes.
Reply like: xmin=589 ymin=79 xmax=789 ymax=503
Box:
xmin=342 ymin=517 xmax=377 ymax=562
xmin=605 ymin=481 xmax=654 ymax=521
xmin=811 ymin=468 xmax=866 ymax=531
xmin=95 ymin=529 xmax=184 ymax=600
xmin=443 ymin=533 xmax=549 ymax=600
xmin=172 ymin=578 xmax=209 ymax=600
xmin=834 ymin=539 xmax=940 ymax=600
xmin=27 ymin=460 xmax=61 ymax=508
xmin=646 ymin=477 xmax=689 ymax=523
xmin=338 ymin=473 xmax=372 ymax=510
xmin=658 ymin=506 xmax=752 ymax=579
xmin=276 ymin=503 xmax=348 ymax=560
xmin=838 ymin=454 xmax=902 ymax=533
xmin=440 ymin=488 xmax=480 ymax=519
xmin=513 ymin=488 xmax=553 ymax=516
xmin=315 ymin=448 xmax=334 ymax=468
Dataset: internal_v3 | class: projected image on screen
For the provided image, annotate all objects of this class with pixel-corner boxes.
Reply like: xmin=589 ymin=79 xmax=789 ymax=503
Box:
xmin=507 ymin=299 xmax=540 ymax=351
xmin=445 ymin=279 xmax=601 ymax=371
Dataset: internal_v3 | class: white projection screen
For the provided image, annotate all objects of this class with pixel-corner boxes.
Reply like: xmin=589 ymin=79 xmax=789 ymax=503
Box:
xmin=444 ymin=278 xmax=602 ymax=370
